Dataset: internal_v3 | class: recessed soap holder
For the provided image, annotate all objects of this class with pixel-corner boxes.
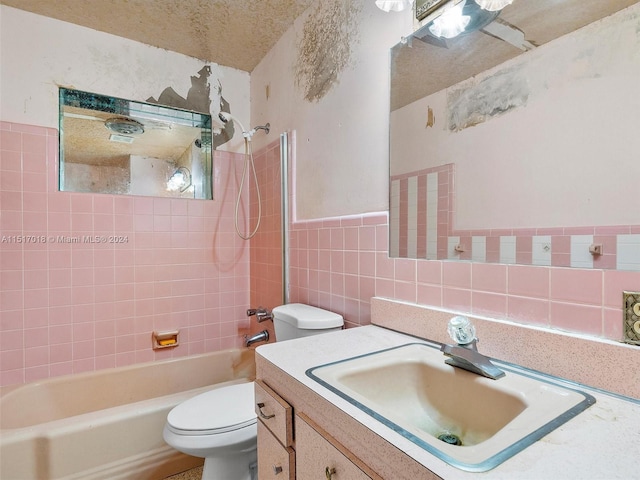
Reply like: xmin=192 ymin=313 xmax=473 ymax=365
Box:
xmin=152 ymin=330 xmax=180 ymax=350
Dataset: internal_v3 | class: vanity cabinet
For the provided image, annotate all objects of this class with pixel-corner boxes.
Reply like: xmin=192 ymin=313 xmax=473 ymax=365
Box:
xmin=257 ymin=421 xmax=295 ymax=479
xmin=295 ymin=413 xmax=381 ymax=480
xmin=255 ymin=380 xmax=294 ymax=479
xmin=255 ymin=380 xmax=380 ymax=479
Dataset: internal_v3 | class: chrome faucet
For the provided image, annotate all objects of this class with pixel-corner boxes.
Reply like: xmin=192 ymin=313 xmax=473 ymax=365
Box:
xmin=440 ymin=316 xmax=505 ymax=380
xmin=245 ymin=330 xmax=269 ymax=347
xmin=247 ymin=307 xmax=273 ymax=323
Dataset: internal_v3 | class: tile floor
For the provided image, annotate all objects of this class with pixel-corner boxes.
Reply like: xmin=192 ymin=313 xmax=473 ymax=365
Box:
xmin=165 ymin=466 xmax=203 ymax=480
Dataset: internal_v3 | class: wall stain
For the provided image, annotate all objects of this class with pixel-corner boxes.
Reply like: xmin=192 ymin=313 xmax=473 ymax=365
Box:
xmin=447 ymin=66 xmax=529 ymax=132
xmin=294 ymin=0 xmax=362 ymax=102
xmin=426 ymin=106 xmax=435 ymax=128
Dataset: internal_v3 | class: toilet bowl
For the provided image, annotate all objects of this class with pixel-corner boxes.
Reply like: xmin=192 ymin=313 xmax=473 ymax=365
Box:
xmin=163 ymin=382 xmax=257 ymax=480
xmin=163 ymin=304 xmax=344 ymax=479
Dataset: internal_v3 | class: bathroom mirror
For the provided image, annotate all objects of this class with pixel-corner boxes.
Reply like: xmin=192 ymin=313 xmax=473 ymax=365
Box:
xmin=59 ymin=88 xmax=213 ymax=199
xmin=389 ymin=0 xmax=640 ymax=269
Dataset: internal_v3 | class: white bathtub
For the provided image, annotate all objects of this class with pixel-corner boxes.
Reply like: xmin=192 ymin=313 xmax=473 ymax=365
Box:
xmin=0 ymin=349 xmax=255 ymax=480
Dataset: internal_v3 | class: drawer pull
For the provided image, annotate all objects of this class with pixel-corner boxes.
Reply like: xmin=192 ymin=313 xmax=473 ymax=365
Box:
xmin=272 ymin=465 xmax=283 ymax=475
xmin=325 ymin=466 xmax=336 ymax=479
xmin=257 ymin=402 xmax=275 ymax=419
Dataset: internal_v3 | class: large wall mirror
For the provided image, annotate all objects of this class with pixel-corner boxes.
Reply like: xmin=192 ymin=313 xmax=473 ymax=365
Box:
xmin=389 ymin=0 xmax=640 ymax=271
xmin=59 ymin=88 xmax=213 ymax=199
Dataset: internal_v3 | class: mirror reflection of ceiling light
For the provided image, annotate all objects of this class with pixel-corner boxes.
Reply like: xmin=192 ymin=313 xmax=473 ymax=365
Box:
xmin=376 ymin=0 xmax=414 ymax=12
xmin=428 ymin=2 xmax=470 ymax=38
xmin=426 ymin=0 xmax=503 ymax=39
xmin=167 ymin=166 xmax=192 ymax=193
xmin=474 ymin=0 xmax=514 ymax=12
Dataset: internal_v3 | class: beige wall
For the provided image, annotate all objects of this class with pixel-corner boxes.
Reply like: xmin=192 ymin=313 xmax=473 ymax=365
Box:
xmin=0 ymin=5 xmax=250 ymax=154
xmin=251 ymin=0 xmax=412 ymax=220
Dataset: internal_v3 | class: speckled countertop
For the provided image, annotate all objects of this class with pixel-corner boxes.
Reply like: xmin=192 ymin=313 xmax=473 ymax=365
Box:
xmin=256 ymin=325 xmax=640 ymax=480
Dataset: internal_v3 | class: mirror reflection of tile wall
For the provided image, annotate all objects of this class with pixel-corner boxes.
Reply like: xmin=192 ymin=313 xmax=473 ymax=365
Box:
xmin=390 ymin=164 xmax=638 ymax=270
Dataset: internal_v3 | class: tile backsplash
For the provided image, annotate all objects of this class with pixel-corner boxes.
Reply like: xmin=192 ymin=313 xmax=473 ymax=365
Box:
xmin=288 ymin=211 xmax=638 ymax=342
xmin=0 ymin=121 xmax=250 ymax=386
xmin=2 ymin=121 xmax=639 ymax=388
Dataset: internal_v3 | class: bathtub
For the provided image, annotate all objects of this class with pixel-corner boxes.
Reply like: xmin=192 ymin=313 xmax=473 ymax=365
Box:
xmin=0 ymin=348 xmax=255 ymax=480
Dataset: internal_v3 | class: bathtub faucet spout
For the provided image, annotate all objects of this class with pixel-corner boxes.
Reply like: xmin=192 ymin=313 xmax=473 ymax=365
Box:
xmin=245 ymin=330 xmax=269 ymax=347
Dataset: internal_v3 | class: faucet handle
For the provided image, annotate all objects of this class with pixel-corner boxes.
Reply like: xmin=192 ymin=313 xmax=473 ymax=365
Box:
xmin=256 ymin=309 xmax=273 ymax=322
xmin=447 ymin=316 xmax=476 ymax=345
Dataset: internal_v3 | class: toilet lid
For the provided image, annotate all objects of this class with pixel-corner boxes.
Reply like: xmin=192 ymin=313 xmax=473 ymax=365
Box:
xmin=167 ymin=382 xmax=256 ymax=435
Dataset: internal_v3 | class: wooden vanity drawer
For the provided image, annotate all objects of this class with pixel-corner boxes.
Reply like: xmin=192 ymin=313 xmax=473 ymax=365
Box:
xmin=255 ymin=379 xmax=293 ymax=447
xmin=257 ymin=420 xmax=295 ymax=479
xmin=295 ymin=413 xmax=382 ymax=480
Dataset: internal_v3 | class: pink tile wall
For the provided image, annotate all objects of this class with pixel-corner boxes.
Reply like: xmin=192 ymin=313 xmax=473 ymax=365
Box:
xmin=288 ymin=212 xmax=640 ymax=342
xmin=289 ymin=213 xmax=388 ymax=328
xmin=0 ymin=121 xmax=250 ymax=387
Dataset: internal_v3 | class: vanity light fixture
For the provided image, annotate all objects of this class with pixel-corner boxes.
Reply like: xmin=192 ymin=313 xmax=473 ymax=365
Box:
xmin=166 ymin=166 xmax=192 ymax=192
xmin=376 ymin=0 xmax=414 ymax=12
xmin=422 ymin=0 xmax=510 ymax=39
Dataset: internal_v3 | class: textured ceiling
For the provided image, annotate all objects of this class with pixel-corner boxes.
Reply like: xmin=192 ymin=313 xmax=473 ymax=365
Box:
xmin=4 ymin=0 xmax=638 ymax=83
xmin=1 ymin=0 xmax=315 ymax=72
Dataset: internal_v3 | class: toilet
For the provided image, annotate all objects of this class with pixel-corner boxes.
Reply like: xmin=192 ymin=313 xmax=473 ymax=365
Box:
xmin=163 ymin=303 xmax=343 ymax=480
xmin=271 ymin=303 xmax=344 ymax=341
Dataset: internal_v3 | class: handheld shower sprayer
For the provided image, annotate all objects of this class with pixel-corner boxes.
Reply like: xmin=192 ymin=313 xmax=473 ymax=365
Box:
xmin=217 ymin=111 xmax=270 ymax=240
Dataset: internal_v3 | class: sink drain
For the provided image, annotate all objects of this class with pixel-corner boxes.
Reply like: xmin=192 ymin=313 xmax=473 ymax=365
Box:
xmin=437 ymin=432 xmax=462 ymax=446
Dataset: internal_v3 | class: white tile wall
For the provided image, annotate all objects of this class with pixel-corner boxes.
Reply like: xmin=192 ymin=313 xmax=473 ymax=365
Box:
xmin=532 ymin=235 xmax=552 ymax=266
xmin=500 ymin=236 xmax=517 ymax=264
xmin=617 ymin=234 xmax=640 ymax=271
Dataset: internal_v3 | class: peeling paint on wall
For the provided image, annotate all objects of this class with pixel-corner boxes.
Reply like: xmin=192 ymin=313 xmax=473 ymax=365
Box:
xmin=147 ymin=66 xmax=234 ymax=148
xmin=445 ymin=7 xmax=640 ymax=133
xmin=147 ymin=65 xmax=214 ymax=113
xmin=294 ymin=0 xmax=362 ymax=102
xmin=447 ymin=67 xmax=529 ymax=132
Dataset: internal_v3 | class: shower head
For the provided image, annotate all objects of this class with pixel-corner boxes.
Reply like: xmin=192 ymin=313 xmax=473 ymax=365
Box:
xmin=218 ymin=112 xmax=270 ymax=140
xmin=218 ymin=111 xmax=247 ymax=139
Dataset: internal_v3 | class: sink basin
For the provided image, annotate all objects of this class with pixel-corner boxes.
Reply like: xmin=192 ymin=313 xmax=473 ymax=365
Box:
xmin=306 ymin=342 xmax=595 ymax=472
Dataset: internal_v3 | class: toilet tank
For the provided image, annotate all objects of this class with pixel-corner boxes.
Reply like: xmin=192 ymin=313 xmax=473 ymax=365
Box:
xmin=272 ymin=303 xmax=344 ymax=341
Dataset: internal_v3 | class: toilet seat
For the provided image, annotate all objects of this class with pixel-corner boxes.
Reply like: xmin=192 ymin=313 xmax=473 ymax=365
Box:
xmin=166 ymin=382 xmax=256 ymax=436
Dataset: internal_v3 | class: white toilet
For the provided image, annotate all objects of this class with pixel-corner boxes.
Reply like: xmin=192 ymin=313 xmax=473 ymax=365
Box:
xmin=271 ymin=303 xmax=344 ymax=341
xmin=163 ymin=303 xmax=343 ymax=480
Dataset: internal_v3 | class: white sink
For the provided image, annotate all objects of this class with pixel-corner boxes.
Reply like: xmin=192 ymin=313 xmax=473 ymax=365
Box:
xmin=306 ymin=342 xmax=595 ymax=472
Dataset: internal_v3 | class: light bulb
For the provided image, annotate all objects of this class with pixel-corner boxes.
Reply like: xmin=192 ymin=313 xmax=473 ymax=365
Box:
xmin=474 ymin=0 xmax=514 ymax=12
xmin=375 ymin=0 xmax=414 ymax=13
xmin=428 ymin=2 xmax=470 ymax=38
